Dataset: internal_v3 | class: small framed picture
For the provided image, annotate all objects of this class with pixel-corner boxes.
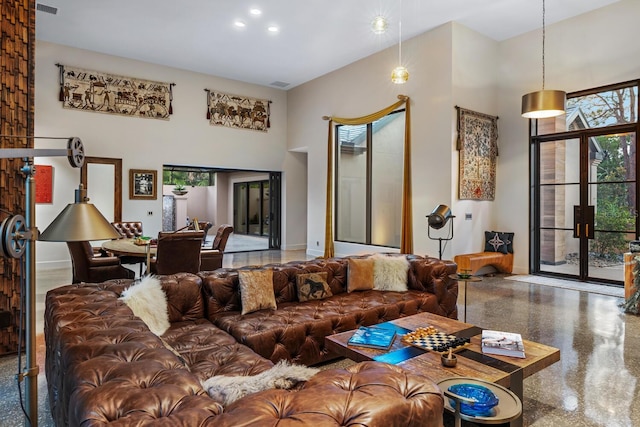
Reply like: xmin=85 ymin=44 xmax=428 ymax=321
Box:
xmin=129 ymin=169 xmax=157 ymax=200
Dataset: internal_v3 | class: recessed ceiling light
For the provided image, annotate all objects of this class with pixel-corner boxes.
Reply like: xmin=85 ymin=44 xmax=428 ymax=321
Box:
xmin=267 ymin=25 xmax=279 ymax=33
xmin=234 ymin=20 xmax=246 ymax=28
xmin=250 ymin=8 xmax=262 ymax=16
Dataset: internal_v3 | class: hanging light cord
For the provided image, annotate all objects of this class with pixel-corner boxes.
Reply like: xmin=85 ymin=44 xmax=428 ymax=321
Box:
xmin=541 ymin=0 xmax=546 ymax=90
xmin=398 ymin=0 xmax=403 ymax=65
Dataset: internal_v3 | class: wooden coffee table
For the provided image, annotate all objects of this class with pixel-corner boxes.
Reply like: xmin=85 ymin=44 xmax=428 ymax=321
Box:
xmin=325 ymin=312 xmax=560 ymax=427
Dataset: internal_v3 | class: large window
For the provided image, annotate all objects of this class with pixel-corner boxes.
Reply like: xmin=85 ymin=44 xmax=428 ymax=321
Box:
xmin=335 ymin=110 xmax=405 ymax=248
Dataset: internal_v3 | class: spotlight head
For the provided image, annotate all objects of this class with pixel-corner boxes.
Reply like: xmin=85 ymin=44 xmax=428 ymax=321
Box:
xmin=427 ymin=205 xmax=453 ymax=230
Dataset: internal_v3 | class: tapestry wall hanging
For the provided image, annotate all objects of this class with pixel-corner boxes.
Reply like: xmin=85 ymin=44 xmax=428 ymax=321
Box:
xmin=205 ymin=89 xmax=271 ymax=132
xmin=57 ymin=64 xmax=174 ymax=120
xmin=456 ymin=106 xmax=499 ymax=201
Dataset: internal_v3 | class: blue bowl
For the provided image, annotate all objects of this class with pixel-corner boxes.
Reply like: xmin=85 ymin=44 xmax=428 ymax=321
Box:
xmin=448 ymin=383 xmax=499 ymax=417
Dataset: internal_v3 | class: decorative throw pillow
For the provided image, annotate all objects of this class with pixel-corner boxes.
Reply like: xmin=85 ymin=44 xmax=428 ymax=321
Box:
xmin=347 ymin=258 xmax=375 ymax=292
xmin=119 ymin=275 xmax=170 ymax=336
xmin=495 ymin=231 xmax=514 ymax=254
xmin=484 ymin=231 xmax=509 ymax=254
xmin=373 ymin=254 xmax=409 ymax=292
xmin=239 ymin=269 xmax=277 ymax=315
xmin=296 ymin=272 xmax=333 ymax=302
xmin=202 ymin=360 xmax=319 ymax=406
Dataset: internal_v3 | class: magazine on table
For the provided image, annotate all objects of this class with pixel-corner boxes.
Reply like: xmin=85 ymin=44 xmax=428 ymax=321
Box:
xmin=481 ymin=330 xmax=526 ymax=358
xmin=348 ymin=325 xmax=397 ymax=350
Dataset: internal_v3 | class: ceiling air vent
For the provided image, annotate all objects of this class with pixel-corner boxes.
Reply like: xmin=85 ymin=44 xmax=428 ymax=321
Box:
xmin=36 ymin=3 xmax=58 ymax=15
xmin=270 ymin=81 xmax=290 ymax=88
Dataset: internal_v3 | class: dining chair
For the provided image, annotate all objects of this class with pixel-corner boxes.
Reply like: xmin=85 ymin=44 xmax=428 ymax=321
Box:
xmin=188 ymin=219 xmax=213 ymax=244
xmin=66 ymin=241 xmax=135 ymax=284
xmin=149 ymin=230 xmax=205 ymax=275
xmin=200 ymin=224 xmax=234 ymax=271
xmin=111 ymin=221 xmax=144 ymax=238
xmin=110 ymin=221 xmax=146 ymax=274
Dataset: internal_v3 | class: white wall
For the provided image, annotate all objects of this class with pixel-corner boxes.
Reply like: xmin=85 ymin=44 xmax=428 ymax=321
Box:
xmin=289 ymin=0 xmax=640 ymax=270
xmin=288 ymin=23 xmax=456 ymax=259
xmin=451 ymin=23 xmax=500 ymax=257
xmin=34 ymin=0 xmax=640 ymax=272
xmin=34 ymin=41 xmax=306 ymax=268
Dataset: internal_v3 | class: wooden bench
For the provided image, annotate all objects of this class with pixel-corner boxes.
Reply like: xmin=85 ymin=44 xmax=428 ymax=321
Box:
xmin=454 ymin=252 xmax=513 ymax=275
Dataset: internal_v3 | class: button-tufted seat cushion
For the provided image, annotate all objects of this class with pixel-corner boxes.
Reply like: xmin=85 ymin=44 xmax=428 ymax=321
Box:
xmin=216 ymin=361 xmax=444 ymax=426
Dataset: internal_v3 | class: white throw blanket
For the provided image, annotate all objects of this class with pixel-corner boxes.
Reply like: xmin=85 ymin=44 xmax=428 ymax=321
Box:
xmin=202 ymin=360 xmax=319 ymax=406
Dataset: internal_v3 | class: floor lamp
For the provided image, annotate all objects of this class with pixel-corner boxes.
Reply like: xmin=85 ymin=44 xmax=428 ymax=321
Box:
xmin=0 ymin=136 xmax=120 ymax=427
xmin=426 ymin=204 xmax=455 ymax=260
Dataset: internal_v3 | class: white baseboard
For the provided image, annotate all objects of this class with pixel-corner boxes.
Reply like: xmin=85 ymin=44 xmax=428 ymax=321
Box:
xmin=306 ymin=248 xmax=324 ymax=258
xmin=281 ymin=243 xmax=307 ymax=251
xmin=37 ymin=260 xmax=71 ymax=270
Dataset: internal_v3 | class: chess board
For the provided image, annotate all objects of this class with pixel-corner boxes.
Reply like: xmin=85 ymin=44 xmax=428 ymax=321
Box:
xmin=403 ymin=331 xmax=470 ymax=354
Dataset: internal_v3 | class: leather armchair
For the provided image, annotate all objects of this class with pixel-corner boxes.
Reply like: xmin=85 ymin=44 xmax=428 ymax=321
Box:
xmin=66 ymin=241 xmax=135 ymax=283
xmin=200 ymin=224 xmax=233 ymax=271
xmin=188 ymin=220 xmax=213 ymax=242
xmin=149 ymin=230 xmax=205 ymax=275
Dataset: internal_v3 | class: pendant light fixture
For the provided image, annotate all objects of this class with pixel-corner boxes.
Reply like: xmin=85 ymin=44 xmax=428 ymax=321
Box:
xmin=521 ymin=0 xmax=566 ymax=118
xmin=371 ymin=16 xmax=387 ymax=34
xmin=391 ymin=0 xmax=408 ymax=84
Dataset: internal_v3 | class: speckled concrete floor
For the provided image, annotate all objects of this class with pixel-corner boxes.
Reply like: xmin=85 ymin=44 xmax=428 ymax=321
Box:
xmin=1 ymin=253 xmax=638 ymax=426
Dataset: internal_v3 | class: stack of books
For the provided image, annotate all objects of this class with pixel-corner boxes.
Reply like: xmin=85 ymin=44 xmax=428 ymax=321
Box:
xmin=481 ymin=330 xmax=525 ymax=358
xmin=348 ymin=325 xmax=397 ymax=350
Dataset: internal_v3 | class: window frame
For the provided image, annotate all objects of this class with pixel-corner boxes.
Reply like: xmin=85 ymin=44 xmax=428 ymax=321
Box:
xmin=334 ymin=108 xmax=405 ymax=248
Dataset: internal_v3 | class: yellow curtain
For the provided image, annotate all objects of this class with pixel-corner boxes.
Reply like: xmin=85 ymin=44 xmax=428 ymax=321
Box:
xmin=323 ymin=95 xmax=412 ymax=258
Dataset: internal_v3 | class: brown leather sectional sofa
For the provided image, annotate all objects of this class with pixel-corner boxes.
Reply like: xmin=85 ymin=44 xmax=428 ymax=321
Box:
xmin=45 ymin=254 xmax=457 ymax=426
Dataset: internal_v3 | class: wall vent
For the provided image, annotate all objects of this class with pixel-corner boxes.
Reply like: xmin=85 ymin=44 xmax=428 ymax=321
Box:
xmin=36 ymin=3 xmax=58 ymax=15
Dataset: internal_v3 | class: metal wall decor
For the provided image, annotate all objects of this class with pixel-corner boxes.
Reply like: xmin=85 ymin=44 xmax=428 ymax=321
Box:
xmin=456 ymin=106 xmax=499 ymax=201
xmin=205 ymin=89 xmax=271 ymax=132
xmin=57 ymin=64 xmax=174 ymax=120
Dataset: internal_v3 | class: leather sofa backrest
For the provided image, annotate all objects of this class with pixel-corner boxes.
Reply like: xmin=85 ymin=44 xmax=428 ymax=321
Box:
xmin=161 ymin=274 xmax=206 ymax=322
xmin=199 ymin=258 xmax=348 ymax=318
xmin=198 ymin=254 xmax=457 ymax=320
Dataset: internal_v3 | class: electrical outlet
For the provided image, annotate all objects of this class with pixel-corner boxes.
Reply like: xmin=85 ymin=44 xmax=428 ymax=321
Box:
xmin=316 ymin=241 xmax=320 ymax=246
xmin=147 ymin=211 xmax=153 ymax=216
xmin=465 ymin=213 xmax=472 ymax=220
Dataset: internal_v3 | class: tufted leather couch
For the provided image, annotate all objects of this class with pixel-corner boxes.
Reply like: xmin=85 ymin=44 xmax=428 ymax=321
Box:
xmin=202 ymin=254 xmax=458 ymax=365
xmin=46 ymin=255 xmax=455 ymax=426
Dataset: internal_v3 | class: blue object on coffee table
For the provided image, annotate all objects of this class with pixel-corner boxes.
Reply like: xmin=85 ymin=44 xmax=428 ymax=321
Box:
xmin=447 ymin=383 xmax=499 ymax=416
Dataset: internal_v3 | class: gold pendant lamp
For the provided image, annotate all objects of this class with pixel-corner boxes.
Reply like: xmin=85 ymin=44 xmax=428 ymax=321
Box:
xmin=521 ymin=0 xmax=566 ymax=118
xmin=391 ymin=0 xmax=408 ymax=84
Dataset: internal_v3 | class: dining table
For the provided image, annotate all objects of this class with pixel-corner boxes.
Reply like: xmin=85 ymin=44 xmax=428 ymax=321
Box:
xmin=102 ymin=238 xmax=157 ymax=274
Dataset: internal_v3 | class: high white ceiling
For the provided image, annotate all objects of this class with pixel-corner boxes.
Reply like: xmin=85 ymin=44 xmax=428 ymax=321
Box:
xmin=35 ymin=0 xmax=620 ymax=89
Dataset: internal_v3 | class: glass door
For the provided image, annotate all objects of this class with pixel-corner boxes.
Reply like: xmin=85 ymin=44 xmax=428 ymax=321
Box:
xmin=536 ymin=137 xmax=581 ymax=277
xmin=534 ymin=132 xmax=637 ymax=283
xmin=588 ymin=132 xmax=636 ymax=281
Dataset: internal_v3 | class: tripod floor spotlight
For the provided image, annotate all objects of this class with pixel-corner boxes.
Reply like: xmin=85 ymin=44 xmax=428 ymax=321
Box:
xmin=426 ymin=205 xmax=455 ymax=260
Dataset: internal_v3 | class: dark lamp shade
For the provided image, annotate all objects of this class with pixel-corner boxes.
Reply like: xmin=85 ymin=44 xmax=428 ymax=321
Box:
xmin=39 ymin=202 xmax=120 ymax=242
xmin=521 ymin=90 xmax=566 ymax=119
xmin=428 ymin=205 xmax=453 ymax=230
